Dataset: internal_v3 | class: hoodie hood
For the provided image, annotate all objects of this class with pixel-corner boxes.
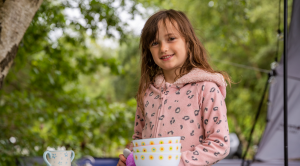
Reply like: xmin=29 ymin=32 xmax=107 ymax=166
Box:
xmin=154 ymin=68 xmax=227 ymax=98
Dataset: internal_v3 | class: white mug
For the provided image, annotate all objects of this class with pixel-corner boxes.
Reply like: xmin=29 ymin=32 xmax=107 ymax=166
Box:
xmin=43 ymin=150 xmax=75 ymax=166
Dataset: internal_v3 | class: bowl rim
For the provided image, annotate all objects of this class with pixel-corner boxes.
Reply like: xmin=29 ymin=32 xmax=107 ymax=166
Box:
xmin=132 ymin=143 xmax=181 ymax=148
xmin=132 ymin=136 xmax=181 ymax=142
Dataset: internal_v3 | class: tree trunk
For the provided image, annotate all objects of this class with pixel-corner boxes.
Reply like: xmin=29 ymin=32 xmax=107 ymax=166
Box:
xmin=0 ymin=0 xmax=43 ymax=89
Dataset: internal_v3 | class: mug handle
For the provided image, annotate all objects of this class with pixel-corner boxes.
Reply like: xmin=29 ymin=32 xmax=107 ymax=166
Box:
xmin=70 ymin=150 xmax=75 ymax=162
xmin=43 ymin=151 xmax=52 ymax=166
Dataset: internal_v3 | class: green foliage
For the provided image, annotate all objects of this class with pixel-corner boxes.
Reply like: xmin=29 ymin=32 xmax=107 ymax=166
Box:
xmin=113 ymin=36 xmax=141 ymax=101
xmin=0 ymin=0 xmax=141 ymax=165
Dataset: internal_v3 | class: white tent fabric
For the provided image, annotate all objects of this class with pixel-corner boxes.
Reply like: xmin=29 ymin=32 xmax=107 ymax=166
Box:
xmin=254 ymin=0 xmax=300 ymax=161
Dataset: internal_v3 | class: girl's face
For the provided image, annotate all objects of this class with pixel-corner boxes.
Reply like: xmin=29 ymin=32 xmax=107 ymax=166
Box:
xmin=149 ymin=19 xmax=188 ymax=74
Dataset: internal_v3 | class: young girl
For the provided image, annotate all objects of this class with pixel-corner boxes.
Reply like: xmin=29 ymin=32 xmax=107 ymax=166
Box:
xmin=117 ymin=9 xmax=231 ymax=166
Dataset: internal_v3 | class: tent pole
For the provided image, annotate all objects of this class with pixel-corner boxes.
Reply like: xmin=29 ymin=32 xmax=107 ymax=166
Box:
xmin=241 ymin=74 xmax=270 ymax=166
xmin=283 ymin=0 xmax=288 ymax=165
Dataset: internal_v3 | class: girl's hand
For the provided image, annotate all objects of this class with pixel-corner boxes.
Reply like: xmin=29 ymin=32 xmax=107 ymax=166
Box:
xmin=117 ymin=154 xmax=126 ymax=166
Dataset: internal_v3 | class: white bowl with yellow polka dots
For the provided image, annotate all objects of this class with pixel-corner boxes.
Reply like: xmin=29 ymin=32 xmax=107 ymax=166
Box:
xmin=133 ymin=152 xmax=181 ymax=166
xmin=132 ymin=136 xmax=181 ymax=147
xmin=133 ymin=143 xmax=181 ymax=153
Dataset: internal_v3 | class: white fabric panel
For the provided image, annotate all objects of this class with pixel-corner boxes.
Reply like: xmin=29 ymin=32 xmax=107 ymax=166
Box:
xmin=255 ymin=77 xmax=300 ymax=161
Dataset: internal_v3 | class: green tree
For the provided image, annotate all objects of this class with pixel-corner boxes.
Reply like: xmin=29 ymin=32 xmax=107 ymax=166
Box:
xmin=113 ymin=36 xmax=141 ymax=102
xmin=0 ymin=0 xmax=141 ymax=165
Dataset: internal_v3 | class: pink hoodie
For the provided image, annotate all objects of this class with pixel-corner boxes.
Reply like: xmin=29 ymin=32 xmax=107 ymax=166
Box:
xmin=130 ymin=68 xmax=230 ymax=166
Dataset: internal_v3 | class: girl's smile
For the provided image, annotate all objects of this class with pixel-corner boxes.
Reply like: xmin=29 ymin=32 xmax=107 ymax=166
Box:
xmin=160 ymin=53 xmax=175 ymax=61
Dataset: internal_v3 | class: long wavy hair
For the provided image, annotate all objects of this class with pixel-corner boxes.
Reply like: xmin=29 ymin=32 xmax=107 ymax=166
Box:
xmin=137 ymin=9 xmax=231 ymax=114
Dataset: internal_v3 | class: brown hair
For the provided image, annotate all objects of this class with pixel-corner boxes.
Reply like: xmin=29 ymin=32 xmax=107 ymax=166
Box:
xmin=137 ymin=9 xmax=231 ymax=114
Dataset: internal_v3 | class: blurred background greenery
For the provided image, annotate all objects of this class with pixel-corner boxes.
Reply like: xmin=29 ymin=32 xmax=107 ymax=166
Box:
xmin=0 ymin=0 xmax=293 ymax=165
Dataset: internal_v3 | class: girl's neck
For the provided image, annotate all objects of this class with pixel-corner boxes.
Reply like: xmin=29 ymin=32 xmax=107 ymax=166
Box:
xmin=163 ymin=68 xmax=180 ymax=84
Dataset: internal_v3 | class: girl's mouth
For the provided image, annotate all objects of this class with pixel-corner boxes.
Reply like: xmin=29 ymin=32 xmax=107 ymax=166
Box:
xmin=160 ymin=54 xmax=174 ymax=61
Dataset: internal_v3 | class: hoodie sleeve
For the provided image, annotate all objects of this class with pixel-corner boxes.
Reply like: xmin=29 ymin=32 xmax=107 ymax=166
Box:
xmin=129 ymin=105 xmax=145 ymax=151
xmin=181 ymin=82 xmax=230 ymax=166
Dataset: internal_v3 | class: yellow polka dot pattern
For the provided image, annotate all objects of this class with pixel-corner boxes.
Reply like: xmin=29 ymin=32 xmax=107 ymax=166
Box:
xmin=159 ymin=155 xmax=163 ymax=160
xmin=151 ymin=147 xmax=156 ymax=152
xmin=159 ymin=147 xmax=164 ymax=152
xmin=133 ymin=155 xmax=180 ymax=161
xmin=149 ymin=155 xmax=154 ymax=160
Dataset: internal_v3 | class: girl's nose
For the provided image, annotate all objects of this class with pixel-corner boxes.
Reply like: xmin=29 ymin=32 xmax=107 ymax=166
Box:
xmin=160 ymin=42 xmax=169 ymax=53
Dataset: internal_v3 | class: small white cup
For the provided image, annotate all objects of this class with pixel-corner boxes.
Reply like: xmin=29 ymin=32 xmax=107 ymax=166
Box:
xmin=43 ymin=150 xmax=75 ymax=166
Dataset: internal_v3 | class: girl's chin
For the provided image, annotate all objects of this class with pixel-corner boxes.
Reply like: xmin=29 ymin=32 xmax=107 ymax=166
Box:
xmin=161 ymin=66 xmax=179 ymax=72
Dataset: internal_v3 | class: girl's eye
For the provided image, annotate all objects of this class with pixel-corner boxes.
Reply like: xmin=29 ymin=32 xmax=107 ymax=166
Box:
xmin=151 ymin=42 xmax=158 ymax=46
xmin=169 ymin=37 xmax=176 ymax=41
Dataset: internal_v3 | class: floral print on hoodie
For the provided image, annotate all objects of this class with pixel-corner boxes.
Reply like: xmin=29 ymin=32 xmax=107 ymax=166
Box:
xmin=130 ymin=68 xmax=230 ymax=166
